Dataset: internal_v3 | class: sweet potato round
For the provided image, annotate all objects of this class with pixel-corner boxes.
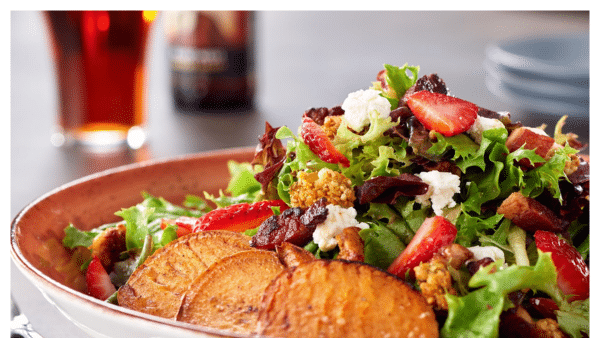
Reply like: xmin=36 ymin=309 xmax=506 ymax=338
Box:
xmin=177 ymin=250 xmax=284 ymax=334
xmin=257 ymin=259 xmax=439 ymax=338
xmin=117 ymin=230 xmax=254 ymax=319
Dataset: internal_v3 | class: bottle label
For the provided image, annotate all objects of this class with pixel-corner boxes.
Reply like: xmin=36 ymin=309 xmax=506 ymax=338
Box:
xmin=171 ymin=47 xmax=248 ymax=76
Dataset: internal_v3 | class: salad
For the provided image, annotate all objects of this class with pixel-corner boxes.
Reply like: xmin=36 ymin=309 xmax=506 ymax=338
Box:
xmin=64 ymin=63 xmax=589 ymax=338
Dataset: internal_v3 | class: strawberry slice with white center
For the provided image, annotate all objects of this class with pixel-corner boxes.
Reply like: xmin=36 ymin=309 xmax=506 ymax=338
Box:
xmin=301 ymin=117 xmax=350 ymax=167
xmin=534 ymin=230 xmax=589 ymax=301
xmin=406 ymin=90 xmax=479 ymax=137
xmin=194 ymin=199 xmax=290 ymax=233
xmin=86 ymin=255 xmax=117 ymax=300
xmin=388 ymin=216 xmax=457 ymax=278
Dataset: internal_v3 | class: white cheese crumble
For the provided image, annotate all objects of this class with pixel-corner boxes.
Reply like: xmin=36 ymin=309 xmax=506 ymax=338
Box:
xmin=415 ymin=170 xmax=461 ymax=216
xmin=467 ymin=115 xmax=506 ymax=144
xmin=467 ymin=246 xmax=505 ymax=262
xmin=341 ymin=89 xmax=391 ymax=131
xmin=312 ymin=204 xmax=369 ymax=251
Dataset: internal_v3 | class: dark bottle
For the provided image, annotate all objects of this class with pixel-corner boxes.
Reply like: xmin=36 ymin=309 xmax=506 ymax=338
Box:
xmin=166 ymin=11 xmax=254 ymax=113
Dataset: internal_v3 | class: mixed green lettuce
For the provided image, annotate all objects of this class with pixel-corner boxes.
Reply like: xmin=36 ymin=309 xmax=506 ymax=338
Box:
xmin=442 ymin=252 xmax=589 ymax=338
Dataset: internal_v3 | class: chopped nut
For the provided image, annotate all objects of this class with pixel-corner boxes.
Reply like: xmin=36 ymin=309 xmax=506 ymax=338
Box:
xmin=335 ymin=226 xmax=364 ymax=262
xmin=536 ymin=318 xmax=568 ymax=338
xmin=563 ymin=153 xmax=581 ymax=176
xmin=89 ymin=223 xmax=127 ymax=271
xmin=439 ymin=243 xmax=473 ymax=269
xmin=414 ymin=256 xmax=457 ymax=310
xmin=322 ymin=116 xmax=342 ymax=140
xmin=289 ymin=168 xmax=356 ymax=208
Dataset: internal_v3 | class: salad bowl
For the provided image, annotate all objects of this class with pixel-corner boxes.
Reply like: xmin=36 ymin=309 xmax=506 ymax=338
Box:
xmin=12 ymin=61 xmax=589 ymax=338
xmin=10 ymin=146 xmax=257 ymax=338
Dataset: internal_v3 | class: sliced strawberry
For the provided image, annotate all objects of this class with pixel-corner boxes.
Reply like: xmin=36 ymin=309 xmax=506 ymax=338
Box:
xmin=194 ymin=200 xmax=290 ymax=232
xmin=86 ymin=255 xmax=117 ymax=300
xmin=301 ymin=117 xmax=350 ymax=167
xmin=406 ymin=90 xmax=478 ymax=137
xmin=388 ymin=216 xmax=457 ymax=278
xmin=160 ymin=216 xmax=196 ymax=237
xmin=534 ymin=230 xmax=589 ymax=301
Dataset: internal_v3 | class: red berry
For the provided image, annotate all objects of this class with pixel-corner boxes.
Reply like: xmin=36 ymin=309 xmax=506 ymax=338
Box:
xmin=534 ymin=230 xmax=589 ymax=301
xmin=86 ymin=256 xmax=117 ymax=300
xmin=301 ymin=117 xmax=350 ymax=167
xmin=160 ymin=216 xmax=196 ymax=237
xmin=388 ymin=216 xmax=457 ymax=278
xmin=195 ymin=200 xmax=290 ymax=233
xmin=407 ymin=90 xmax=478 ymax=137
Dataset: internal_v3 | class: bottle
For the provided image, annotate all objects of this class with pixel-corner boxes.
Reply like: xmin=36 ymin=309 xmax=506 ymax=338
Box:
xmin=165 ymin=11 xmax=254 ymax=113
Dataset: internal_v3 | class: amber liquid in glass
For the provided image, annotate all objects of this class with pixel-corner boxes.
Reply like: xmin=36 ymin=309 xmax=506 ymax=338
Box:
xmin=45 ymin=11 xmax=156 ymax=147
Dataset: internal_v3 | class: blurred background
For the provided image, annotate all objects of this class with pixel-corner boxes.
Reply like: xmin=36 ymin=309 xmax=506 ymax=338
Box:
xmin=11 ymin=10 xmax=589 ymax=337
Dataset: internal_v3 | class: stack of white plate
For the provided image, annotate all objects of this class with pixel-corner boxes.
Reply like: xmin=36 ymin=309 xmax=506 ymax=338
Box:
xmin=484 ymin=33 xmax=589 ymax=118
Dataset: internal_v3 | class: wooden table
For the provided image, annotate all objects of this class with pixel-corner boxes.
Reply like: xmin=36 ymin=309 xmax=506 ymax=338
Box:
xmin=10 ymin=10 xmax=588 ymax=337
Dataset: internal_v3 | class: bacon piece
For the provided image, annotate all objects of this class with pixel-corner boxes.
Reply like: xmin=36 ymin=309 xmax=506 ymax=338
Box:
xmin=497 ymin=192 xmax=564 ymax=233
xmin=506 ymin=127 xmax=555 ymax=168
xmin=250 ymin=198 xmax=328 ymax=250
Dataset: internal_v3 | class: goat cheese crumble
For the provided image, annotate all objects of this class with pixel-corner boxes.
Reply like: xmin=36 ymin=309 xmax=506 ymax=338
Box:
xmin=415 ymin=170 xmax=461 ymax=216
xmin=312 ymin=204 xmax=369 ymax=251
xmin=341 ymin=89 xmax=391 ymax=131
xmin=467 ymin=115 xmax=506 ymax=144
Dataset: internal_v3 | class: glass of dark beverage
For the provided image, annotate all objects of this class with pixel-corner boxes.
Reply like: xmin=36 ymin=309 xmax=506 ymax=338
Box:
xmin=44 ymin=11 xmax=158 ymax=148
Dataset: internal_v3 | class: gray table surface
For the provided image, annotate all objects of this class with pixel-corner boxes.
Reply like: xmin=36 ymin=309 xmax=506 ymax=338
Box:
xmin=10 ymin=10 xmax=589 ymax=337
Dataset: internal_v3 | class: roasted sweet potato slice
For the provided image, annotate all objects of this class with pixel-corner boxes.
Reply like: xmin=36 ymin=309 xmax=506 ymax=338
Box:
xmin=257 ymin=260 xmax=439 ymax=338
xmin=117 ymin=230 xmax=253 ymax=319
xmin=177 ymin=250 xmax=284 ymax=334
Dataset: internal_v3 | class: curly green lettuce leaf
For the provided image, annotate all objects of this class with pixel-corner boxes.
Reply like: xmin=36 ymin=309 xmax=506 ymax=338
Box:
xmin=63 ymin=224 xmax=104 ymax=249
xmin=460 ymin=129 xmax=537 ymax=214
xmin=556 ymin=298 xmax=590 ymax=338
xmin=182 ymin=194 xmax=212 ymax=212
xmin=334 ymin=111 xmax=410 ymax=185
xmin=365 ymin=202 xmax=415 ymax=245
xmin=371 ymin=63 xmax=419 ymax=108
xmin=521 ymin=144 xmax=578 ymax=202
xmin=62 ymin=192 xmax=207 ymax=251
xmin=393 ymin=197 xmax=430 ymax=236
xmin=359 ymin=223 xmax=405 ymax=270
xmin=204 ymin=190 xmax=257 ymax=208
xmin=225 ymin=160 xmax=262 ymax=197
xmin=428 ymin=133 xmax=480 ymax=167
xmin=115 ymin=205 xmax=155 ymax=251
xmin=140 ymin=192 xmax=208 ymax=220
xmin=442 ymin=251 xmax=565 ymax=338
xmin=454 ymin=211 xmax=504 ymax=247
xmin=203 ymin=161 xmax=263 ymax=207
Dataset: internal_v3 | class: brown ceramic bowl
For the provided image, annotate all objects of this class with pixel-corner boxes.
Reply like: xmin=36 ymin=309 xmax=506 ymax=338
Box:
xmin=10 ymin=147 xmax=258 ymax=338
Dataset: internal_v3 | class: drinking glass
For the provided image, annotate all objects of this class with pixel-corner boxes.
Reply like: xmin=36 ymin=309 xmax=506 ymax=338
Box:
xmin=45 ymin=11 xmax=158 ymax=148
